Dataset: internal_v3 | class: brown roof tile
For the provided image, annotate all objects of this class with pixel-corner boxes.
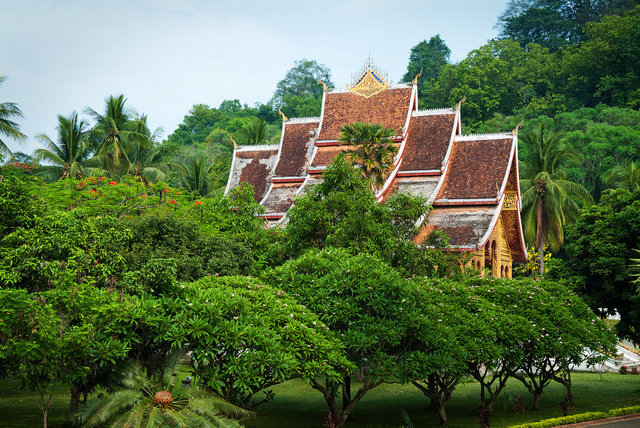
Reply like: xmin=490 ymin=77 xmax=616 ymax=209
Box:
xmin=317 ymin=87 xmax=413 ymax=141
xmin=437 ymin=137 xmax=513 ymax=200
xmin=414 ymin=206 xmax=497 ymax=247
xmin=262 ymin=183 xmax=300 ymax=213
xmin=310 ymin=146 xmax=349 ymax=169
xmin=400 ymin=113 xmax=455 ymax=172
xmin=236 ymin=149 xmax=278 ymax=202
xmin=274 ymin=120 xmax=318 ymax=177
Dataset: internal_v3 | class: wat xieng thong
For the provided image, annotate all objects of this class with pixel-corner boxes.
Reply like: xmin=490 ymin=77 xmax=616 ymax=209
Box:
xmin=225 ymin=59 xmax=527 ymax=278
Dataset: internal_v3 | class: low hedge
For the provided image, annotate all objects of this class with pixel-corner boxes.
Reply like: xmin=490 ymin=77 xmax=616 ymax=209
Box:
xmin=510 ymin=405 xmax=640 ymax=427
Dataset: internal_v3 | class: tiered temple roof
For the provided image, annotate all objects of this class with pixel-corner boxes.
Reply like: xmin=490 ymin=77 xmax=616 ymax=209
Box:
xmin=225 ymin=60 xmax=527 ymax=271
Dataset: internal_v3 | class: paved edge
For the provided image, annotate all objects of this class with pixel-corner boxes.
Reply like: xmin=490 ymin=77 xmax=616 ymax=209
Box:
xmin=556 ymin=412 xmax=640 ymax=427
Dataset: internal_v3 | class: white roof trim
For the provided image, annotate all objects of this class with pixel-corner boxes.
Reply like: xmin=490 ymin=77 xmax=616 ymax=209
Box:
xmin=327 ymin=83 xmax=412 ymax=95
xmin=440 ymin=109 xmax=460 ymax=171
xmin=259 ymin=182 xmax=274 ymax=205
xmin=478 ymin=194 xmax=506 ymax=249
xmin=286 ymin=117 xmax=321 ymax=124
xmin=413 ymin=108 xmax=456 ymax=117
xmin=497 ymin=136 xmax=517 ymax=201
xmin=235 ymin=144 xmax=279 ymax=152
xmin=455 ymin=133 xmax=513 ymax=142
xmin=224 ymin=149 xmax=239 ymax=195
xmin=435 ymin=198 xmax=499 ymax=204
xmin=402 ymin=85 xmax=417 ymax=136
xmin=376 ymin=157 xmax=405 ymax=202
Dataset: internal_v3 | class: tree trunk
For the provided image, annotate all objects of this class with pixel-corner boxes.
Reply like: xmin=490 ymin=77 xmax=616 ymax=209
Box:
xmin=342 ymin=375 xmax=351 ymax=411
xmin=532 ymin=391 xmax=541 ymax=410
xmin=436 ymin=399 xmax=448 ymax=425
xmin=70 ymin=383 xmax=80 ymax=413
xmin=536 ymin=195 xmax=545 ymax=278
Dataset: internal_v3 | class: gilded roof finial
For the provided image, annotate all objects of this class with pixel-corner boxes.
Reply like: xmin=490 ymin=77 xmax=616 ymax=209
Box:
xmin=230 ymin=136 xmax=238 ymax=150
xmin=455 ymin=95 xmax=467 ymax=111
xmin=347 ymin=56 xmax=392 ymax=98
xmin=412 ymin=68 xmax=423 ymax=86
xmin=318 ymin=78 xmax=328 ymax=92
xmin=278 ymin=108 xmax=289 ymax=122
xmin=512 ymin=118 xmax=524 ymax=136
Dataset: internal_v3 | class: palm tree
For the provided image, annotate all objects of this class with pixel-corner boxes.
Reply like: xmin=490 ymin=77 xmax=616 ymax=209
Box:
xmin=241 ymin=117 xmax=267 ymax=145
xmin=33 ymin=112 xmax=92 ymax=180
xmin=124 ymin=114 xmax=171 ymax=186
xmin=81 ymin=351 xmax=248 ymax=427
xmin=178 ymin=158 xmax=216 ymax=198
xmin=338 ymin=122 xmax=399 ymax=190
xmin=604 ymin=161 xmax=640 ymax=191
xmin=86 ymin=95 xmax=143 ymax=176
xmin=0 ymin=76 xmax=27 ymax=162
xmin=519 ymin=123 xmax=593 ymax=276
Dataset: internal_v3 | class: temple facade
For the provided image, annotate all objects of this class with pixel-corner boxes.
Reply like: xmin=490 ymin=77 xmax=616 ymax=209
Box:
xmin=225 ymin=61 xmax=527 ymax=277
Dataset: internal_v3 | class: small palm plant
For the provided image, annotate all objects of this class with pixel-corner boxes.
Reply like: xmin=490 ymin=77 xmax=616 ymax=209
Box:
xmin=81 ymin=351 xmax=249 ymax=427
xmin=338 ymin=122 xmax=398 ymax=190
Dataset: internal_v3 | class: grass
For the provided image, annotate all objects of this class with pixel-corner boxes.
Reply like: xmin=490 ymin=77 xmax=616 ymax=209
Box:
xmin=240 ymin=373 xmax=640 ymax=428
xmin=1 ymin=373 xmax=639 ymax=427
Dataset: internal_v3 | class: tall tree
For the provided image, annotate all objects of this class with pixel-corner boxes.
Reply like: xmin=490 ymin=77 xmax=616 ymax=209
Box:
xmin=33 ymin=112 xmax=92 ymax=180
xmin=86 ymin=95 xmax=141 ymax=175
xmin=605 ymin=161 xmax=640 ymax=191
xmin=271 ymin=59 xmax=333 ymax=118
xmin=240 ymin=117 xmax=267 ymax=145
xmin=0 ymin=76 xmax=27 ymax=161
xmin=338 ymin=122 xmax=399 ymax=190
xmin=519 ymin=123 xmax=593 ymax=275
xmin=402 ymin=35 xmax=451 ymax=105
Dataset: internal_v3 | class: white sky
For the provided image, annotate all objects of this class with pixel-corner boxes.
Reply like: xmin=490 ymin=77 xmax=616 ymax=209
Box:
xmin=1 ymin=0 xmax=508 ymax=154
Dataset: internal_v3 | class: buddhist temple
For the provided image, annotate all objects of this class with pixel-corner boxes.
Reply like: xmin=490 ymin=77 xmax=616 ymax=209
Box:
xmin=225 ymin=59 xmax=527 ymax=277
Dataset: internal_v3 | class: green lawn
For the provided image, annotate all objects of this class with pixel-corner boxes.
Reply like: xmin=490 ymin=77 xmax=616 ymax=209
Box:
xmin=1 ymin=373 xmax=640 ymax=427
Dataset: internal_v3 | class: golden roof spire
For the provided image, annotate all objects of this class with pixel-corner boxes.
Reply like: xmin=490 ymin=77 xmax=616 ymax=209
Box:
xmin=318 ymin=78 xmax=328 ymax=92
xmin=347 ymin=55 xmax=392 ymax=98
xmin=278 ymin=108 xmax=289 ymax=122
xmin=412 ymin=68 xmax=423 ymax=86
xmin=512 ymin=118 xmax=524 ymax=136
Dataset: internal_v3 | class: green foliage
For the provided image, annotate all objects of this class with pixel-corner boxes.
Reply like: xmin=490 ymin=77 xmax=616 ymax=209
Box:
xmin=33 ymin=112 xmax=92 ymax=181
xmin=0 ymin=284 xmax=138 ymax=426
xmin=81 ymin=350 xmax=248 ymax=428
xmin=124 ymin=214 xmax=254 ymax=289
xmin=284 ymin=157 xmax=454 ymax=276
xmin=566 ymin=188 xmax=640 ymax=342
xmin=271 ymin=58 xmax=333 ymax=118
xmin=0 ymin=167 xmax=39 ymax=235
xmin=402 ymin=35 xmax=451 ymax=108
xmin=262 ymin=248 xmax=449 ymax=427
xmin=0 ymin=76 xmax=27 ymax=161
xmin=510 ymin=405 xmax=640 ymax=427
xmin=162 ymin=276 xmax=350 ymax=408
xmin=338 ymin=122 xmax=399 ymax=189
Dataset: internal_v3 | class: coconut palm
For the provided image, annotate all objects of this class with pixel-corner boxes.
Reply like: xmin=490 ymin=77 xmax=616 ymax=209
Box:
xmin=519 ymin=123 xmax=593 ymax=276
xmin=604 ymin=161 xmax=640 ymax=191
xmin=124 ymin=114 xmax=172 ymax=186
xmin=177 ymin=158 xmax=216 ymax=198
xmin=33 ymin=112 xmax=92 ymax=180
xmin=0 ymin=76 xmax=27 ymax=162
xmin=241 ymin=117 xmax=267 ymax=145
xmin=81 ymin=351 xmax=248 ymax=428
xmin=86 ymin=95 xmax=144 ymax=176
xmin=338 ymin=122 xmax=399 ymax=190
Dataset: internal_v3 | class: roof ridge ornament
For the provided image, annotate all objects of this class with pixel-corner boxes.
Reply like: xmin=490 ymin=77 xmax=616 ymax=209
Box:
xmin=230 ymin=136 xmax=238 ymax=150
xmin=347 ymin=56 xmax=392 ymax=98
xmin=455 ymin=95 xmax=467 ymax=111
xmin=278 ymin=108 xmax=289 ymax=122
xmin=412 ymin=68 xmax=423 ymax=86
xmin=512 ymin=118 xmax=524 ymax=136
xmin=318 ymin=78 xmax=328 ymax=92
